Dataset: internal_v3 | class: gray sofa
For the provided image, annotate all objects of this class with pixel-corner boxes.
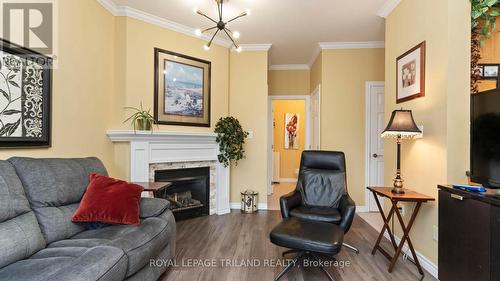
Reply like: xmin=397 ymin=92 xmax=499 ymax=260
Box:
xmin=0 ymin=157 xmax=176 ymax=281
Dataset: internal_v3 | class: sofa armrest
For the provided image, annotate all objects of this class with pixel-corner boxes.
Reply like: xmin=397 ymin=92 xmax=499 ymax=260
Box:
xmin=279 ymin=190 xmax=302 ymax=218
xmin=338 ymin=194 xmax=356 ymax=233
xmin=140 ymin=198 xmax=171 ymax=219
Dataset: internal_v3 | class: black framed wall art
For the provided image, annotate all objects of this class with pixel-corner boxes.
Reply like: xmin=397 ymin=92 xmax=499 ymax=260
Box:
xmin=0 ymin=39 xmax=52 ymax=147
xmin=154 ymin=48 xmax=211 ymax=127
xmin=396 ymin=41 xmax=426 ymax=104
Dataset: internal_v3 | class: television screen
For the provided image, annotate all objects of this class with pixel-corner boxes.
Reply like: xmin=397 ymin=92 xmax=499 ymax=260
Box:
xmin=471 ymin=88 xmax=500 ymax=188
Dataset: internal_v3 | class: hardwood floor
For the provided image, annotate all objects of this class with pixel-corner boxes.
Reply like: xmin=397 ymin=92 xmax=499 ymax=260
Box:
xmin=161 ymin=211 xmax=437 ymax=281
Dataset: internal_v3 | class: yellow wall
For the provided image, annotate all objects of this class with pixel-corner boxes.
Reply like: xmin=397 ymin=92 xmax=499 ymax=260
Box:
xmin=385 ymin=0 xmax=470 ymax=264
xmin=229 ymin=51 xmax=269 ymax=204
xmin=0 ymin=0 xmax=120 ymax=175
xmin=320 ymin=49 xmax=385 ymax=205
xmin=272 ymin=100 xmax=306 ymax=179
xmin=110 ymin=17 xmax=230 ymax=179
xmin=268 ymin=70 xmax=310 ymax=95
xmin=310 ymin=54 xmax=323 ymax=92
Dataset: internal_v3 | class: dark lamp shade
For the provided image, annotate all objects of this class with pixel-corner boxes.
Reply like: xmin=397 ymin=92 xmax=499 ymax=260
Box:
xmin=381 ymin=110 xmax=422 ymax=138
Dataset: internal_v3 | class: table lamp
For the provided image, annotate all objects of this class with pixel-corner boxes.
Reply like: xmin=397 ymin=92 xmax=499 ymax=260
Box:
xmin=381 ymin=109 xmax=422 ymax=194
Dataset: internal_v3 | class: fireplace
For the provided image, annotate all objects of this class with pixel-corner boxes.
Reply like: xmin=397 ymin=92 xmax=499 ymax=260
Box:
xmin=154 ymin=167 xmax=210 ymax=220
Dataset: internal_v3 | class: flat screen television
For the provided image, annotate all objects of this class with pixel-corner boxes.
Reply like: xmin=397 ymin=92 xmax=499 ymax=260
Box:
xmin=471 ymin=88 xmax=500 ymax=188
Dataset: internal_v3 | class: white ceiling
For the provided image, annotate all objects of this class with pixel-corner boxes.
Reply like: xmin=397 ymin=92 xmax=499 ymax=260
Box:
xmin=110 ymin=0 xmax=386 ymax=66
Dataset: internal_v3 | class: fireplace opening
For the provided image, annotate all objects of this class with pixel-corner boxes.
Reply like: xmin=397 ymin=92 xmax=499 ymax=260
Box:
xmin=154 ymin=167 xmax=210 ymax=221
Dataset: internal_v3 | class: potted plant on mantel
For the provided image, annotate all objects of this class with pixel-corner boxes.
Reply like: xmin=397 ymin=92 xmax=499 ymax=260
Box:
xmin=214 ymin=116 xmax=249 ymax=167
xmin=124 ymin=102 xmax=156 ymax=132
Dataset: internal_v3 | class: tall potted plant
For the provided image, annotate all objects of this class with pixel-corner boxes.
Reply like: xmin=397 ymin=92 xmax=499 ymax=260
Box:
xmin=214 ymin=117 xmax=249 ymax=167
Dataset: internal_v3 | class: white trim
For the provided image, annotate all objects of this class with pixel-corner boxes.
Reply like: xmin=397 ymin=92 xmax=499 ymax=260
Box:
xmin=269 ymin=64 xmax=310 ymax=71
xmin=230 ymin=203 xmax=268 ymax=210
xmin=319 ymin=41 xmax=385 ymax=50
xmin=365 ymin=82 xmax=385 ymax=211
xmin=377 ymin=0 xmax=402 ymax=18
xmin=382 ymin=232 xmax=438 ymax=278
xmin=96 ymin=0 xmax=233 ymax=48
xmin=279 ymin=178 xmax=298 ymax=183
xmin=235 ymin=44 xmax=272 ymax=52
xmin=356 ymin=205 xmax=369 ymax=213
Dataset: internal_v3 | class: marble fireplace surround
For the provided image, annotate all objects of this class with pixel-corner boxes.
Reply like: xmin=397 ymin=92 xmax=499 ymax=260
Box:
xmin=106 ymin=130 xmax=230 ymax=215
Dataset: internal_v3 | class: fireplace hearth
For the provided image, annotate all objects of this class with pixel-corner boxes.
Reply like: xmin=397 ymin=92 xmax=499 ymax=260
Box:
xmin=154 ymin=167 xmax=210 ymax=220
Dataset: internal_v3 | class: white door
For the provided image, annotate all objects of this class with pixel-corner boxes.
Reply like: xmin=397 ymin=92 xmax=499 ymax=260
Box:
xmin=367 ymin=82 xmax=385 ymax=212
xmin=310 ymin=86 xmax=321 ymax=150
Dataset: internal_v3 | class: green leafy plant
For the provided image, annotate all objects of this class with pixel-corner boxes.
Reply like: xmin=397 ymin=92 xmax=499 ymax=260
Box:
xmin=471 ymin=0 xmax=500 ymax=43
xmin=123 ymin=102 xmax=156 ymax=131
xmin=214 ymin=116 xmax=249 ymax=167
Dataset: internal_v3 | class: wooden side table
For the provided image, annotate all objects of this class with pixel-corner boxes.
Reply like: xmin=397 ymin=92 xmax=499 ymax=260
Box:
xmin=367 ymin=186 xmax=434 ymax=276
xmin=133 ymin=182 xmax=172 ymax=198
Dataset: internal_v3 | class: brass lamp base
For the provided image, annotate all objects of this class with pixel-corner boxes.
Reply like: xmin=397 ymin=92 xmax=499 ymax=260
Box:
xmin=391 ymin=178 xmax=405 ymax=194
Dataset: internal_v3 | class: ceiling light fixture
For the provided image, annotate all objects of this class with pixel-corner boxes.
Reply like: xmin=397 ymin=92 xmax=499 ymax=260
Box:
xmin=193 ymin=0 xmax=250 ymax=51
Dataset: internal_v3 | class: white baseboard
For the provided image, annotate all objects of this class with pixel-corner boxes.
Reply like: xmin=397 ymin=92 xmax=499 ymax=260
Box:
xmin=355 ymin=205 xmax=369 ymax=213
xmin=382 ymin=232 xmax=438 ymax=278
xmin=216 ymin=208 xmax=231 ymax=215
xmin=230 ymin=202 xmax=268 ymax=210
xmin=278 ymin=178 xmax=297 ymax=183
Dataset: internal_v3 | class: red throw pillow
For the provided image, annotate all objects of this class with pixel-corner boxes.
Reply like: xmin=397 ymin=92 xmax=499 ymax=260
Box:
xmin=72 ymin=174 xmax=144 ymax=225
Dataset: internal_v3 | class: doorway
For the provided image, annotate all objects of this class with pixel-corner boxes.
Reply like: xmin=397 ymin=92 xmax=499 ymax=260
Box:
xmin=364 ymin=81 xmax=385 ymax=214
xmin=267 ymin=95 xmax=313 ymax=209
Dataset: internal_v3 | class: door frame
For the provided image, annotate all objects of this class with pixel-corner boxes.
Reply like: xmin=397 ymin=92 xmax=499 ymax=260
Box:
xmin=364 ymin=81 xmax=385 ymax=212
xmin=310 ymin=85 xmax=321 ymax=150
xmin=267 ymin=95 xmax=311 ymax=195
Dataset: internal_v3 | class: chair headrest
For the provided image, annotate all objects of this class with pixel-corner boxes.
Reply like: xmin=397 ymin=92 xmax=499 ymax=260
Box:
xmin=300 ymin=151 xmax=346 ymax=172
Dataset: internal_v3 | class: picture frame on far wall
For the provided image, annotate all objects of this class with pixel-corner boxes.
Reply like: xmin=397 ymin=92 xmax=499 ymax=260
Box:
xmin=0 ymin=39 xmax=52 ymax=148
xmin=154 ymin=48 xmax=211 ymax=127
xmin=396 ymin=41 xmax=426 ymax=104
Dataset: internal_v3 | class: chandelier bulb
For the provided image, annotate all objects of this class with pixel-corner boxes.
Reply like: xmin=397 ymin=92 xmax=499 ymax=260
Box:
xmin=204 ymin=44 xmax=211 ymax=51
xmin=232 ymin=31 xmax=240 ymax=39
xmin=195 ymin=29 xmax=202 ymax=36
xmin=236 ymin=46 xmax=242 ymax=53
xmin=245 ymin=9 xmax=251 ymax=16
xmin=193 ymin=7 xmax=199 ymax=14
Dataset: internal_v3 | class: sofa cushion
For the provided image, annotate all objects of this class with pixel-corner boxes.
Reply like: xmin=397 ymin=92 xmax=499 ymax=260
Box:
xmin=0 ymin=160 xmax=46 ymax=269
xmin=50 ymin=209 xmax=176 ymax=277
xmin=72 ymin=174 xmax=143 ymax=225
xmin=8 ymin=157 xmax=108 ymax=243
xmin=0 ymin=246 xmax=127 ymax=281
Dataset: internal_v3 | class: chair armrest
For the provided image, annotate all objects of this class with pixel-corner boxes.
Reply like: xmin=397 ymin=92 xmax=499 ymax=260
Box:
xmin=140 ymin=197 xmax=171 ymax=219
xmin=338 ymin=194 xmax=356 ymax=233
xmin=279 ymin=190 xmax=302 ymax=218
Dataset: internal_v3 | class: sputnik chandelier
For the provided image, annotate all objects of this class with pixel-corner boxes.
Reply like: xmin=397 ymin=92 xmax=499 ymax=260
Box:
xmin=193 ymin=0 xmax=250 ymax=52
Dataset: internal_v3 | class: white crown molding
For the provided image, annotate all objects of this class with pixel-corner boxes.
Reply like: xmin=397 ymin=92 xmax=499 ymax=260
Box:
xmin=376 ymin=0 xmax=402 ymax=18
xmin=319 ymin=41 xmax=385 ymax=49
xmin=234 ymin=44 xmax=272 ymax=52
xmin=269 ymin=64 xmax=310 ymax=71
xmin=96 ymin=0 xmax=233 ymax=48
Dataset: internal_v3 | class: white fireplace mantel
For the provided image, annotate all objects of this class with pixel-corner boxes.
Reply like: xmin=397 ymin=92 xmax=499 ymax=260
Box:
xmin=106 ymin=130 xmax=230 ymax=215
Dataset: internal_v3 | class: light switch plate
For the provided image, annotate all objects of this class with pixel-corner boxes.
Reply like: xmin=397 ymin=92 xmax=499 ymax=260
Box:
xmin=433 ymin=225 xmax=438 ymax=241
xmin=247 ymin=131 xmax=254 ymax=139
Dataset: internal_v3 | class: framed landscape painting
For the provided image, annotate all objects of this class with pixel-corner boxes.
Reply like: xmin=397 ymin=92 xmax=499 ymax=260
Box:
xmin=0 ymin=39 xmax=51 ymax=147
xmin=154 ymin=48 xmax=211 ymax=127
xmin=396 ymin=41 xmax=426 ymax=103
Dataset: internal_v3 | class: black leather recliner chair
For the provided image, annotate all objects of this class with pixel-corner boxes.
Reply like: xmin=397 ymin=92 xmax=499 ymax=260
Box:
xmin=280 ymin=150 xmax=359 ymax=253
